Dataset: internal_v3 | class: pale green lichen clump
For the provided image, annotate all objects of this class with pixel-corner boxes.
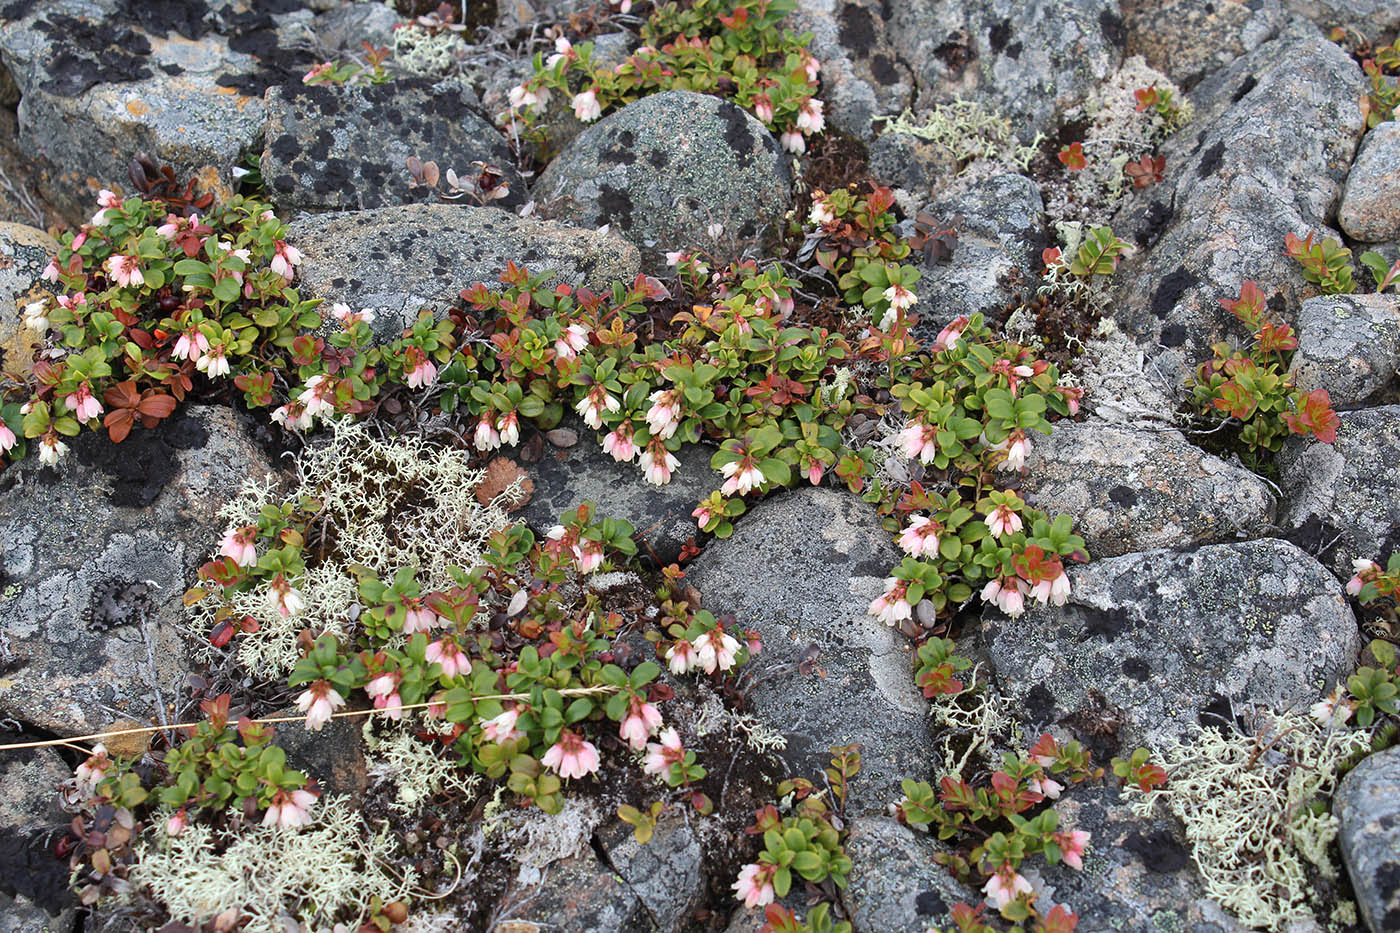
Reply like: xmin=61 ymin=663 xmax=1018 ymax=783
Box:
xmin=365 ymin=717 xmax=482 ymax=815
xmin=392 ymin=24 xmax=469 ymax=76
xmin=189 ymin=421 xmax=516 ymax=675
xmin=880 ymin=99 xmax=1044 ymax=173
xmin=131 ymin=797 xmax=417 ymax=933
xmin=1122 ymin=710 xmax=1372 ymax=931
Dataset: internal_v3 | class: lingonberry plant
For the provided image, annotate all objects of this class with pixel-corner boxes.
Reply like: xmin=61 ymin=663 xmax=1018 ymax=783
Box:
xmin=1186 ymin=280 xmax=1340 ymax=456
xmin=506 ymin=0 xmax=821 ymax=154
xmin=1284 ymin=230 xmax=1400 ymax=295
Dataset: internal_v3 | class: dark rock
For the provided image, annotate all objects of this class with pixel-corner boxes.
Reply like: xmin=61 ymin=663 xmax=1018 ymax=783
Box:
xmin=597 ymin=815 xmax=705 ymax=931
xmin=1339 ymin=121 xmax=1400 ymax=244
xmin=1280 ymin=0 xmax=1400 ymax=32
xmin=842 ymin=817 xmax=973 ymax=933
xmin=0 ymin=745 xmax=75 ymax=928
xmin=1335 ymin=746 xmax=1400 ymax=933
xmin=287 ymin=203 xmax=641 ymax=342
xmin=1276 ymin=406 xmax=1400 ymax=583
xmin=534 ymin=90 xmax=792 ymax=273
xmin=261 ymin=79 xmax=525 ymax=214
xmin=1017 ymin=420 xmax=1277 ymax=558
xmin=272 ymin=706 xmax=367 ymax=801
xmin=983 ymin=538 xmax=1359 ymax=749
xmin=500 ymin=849 xmax=649 ymax=931
xmin=687 ymin=486 xmax=937 ymax=816
xmin=1287 ymin=293 xmax=1400 ymax=406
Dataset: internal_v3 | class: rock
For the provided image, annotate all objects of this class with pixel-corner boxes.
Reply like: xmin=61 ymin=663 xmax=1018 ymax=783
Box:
xmin=500 ymin=850 xmax=648 ymax=931
xmin=0 ymin=2 xmax=279 ymax=223
xmin=908 ymin=173 xmax=1044 ymax=338
xmin=687 ymin=486 xmax=936 ymax=816
xmin=1340 ymin=121 xmax=1400 ymax=243
xmin=311 ymin=1 xmax=402 ymax=53
xmin=496 ymin=0 xmax=591 ymax=35
xmin=272 ymin=707 xmax=367 ymax=801
xmin=1276 ymin=406 xmax=1400 ymax=583
xmin=1335 ymin=746 xmax=1400 ymax=933
xmin=983 ymin=538 xmax=1360 ymax=751
xmin=1288 ymin=293 xmax=1400 ymax=406
xmin=534 ymin=90 xmax=793 ymax=273
xmin=597 ymin=815 xmax=705 ymax=931
xmin=261 ymin=79 xmax=525 ymax=214
xmin=1017 ymin=420 xmax=1278 ymax=558
xmin=886 ymin=0 xmax=1123 ymax=142
xmin=0 ymin=406 xmax=278 ymax=735
xmin=518 ymin=415 xmax=716 ymax=564
xmin=1025 ymin=784 xmax=1249 ymax=933
xmin=842 ymin=817 xmax=972 ymax=933
xmin=790 ymin=1 xmax=914 ymax=140
xmin=1121 ymin=0 xmax=1281 ymax=89
xmin=1280 ymin=0 xmax=1400 ymax=32
xmin=1108 ymin=22 xmax=1367 ymax=389
xmin=0 ymin=744 xmax=76 ymax=928
xmin=286 ymin=203 xmax=641 ymax=342
xmin=0 ymin=223 xmax=57 ymax=379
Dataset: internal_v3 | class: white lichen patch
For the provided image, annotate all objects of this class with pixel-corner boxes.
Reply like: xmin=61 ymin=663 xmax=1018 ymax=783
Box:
xmin=880 ymin=100 xmax=1044 ymax=178
xmin=364 ymin=716 xmax=481 ymax=815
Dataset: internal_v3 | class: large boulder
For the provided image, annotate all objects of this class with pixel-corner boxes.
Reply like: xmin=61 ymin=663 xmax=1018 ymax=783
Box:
xmin=0 ymin=406 xmax=278 ymax=734
xmin=286 ymin=203 xmax=641 ymax=342
xmin=1287 ymin=293 xmax=1400 ymax=406
xmin=260 ymin=79 xmax=526 ymax=214
xmin=1017 ymin=420 xmax=1278 ymax=558
xmin=789 ymin=0 xmax=915 ymax=140
xmin=1276 ymin=406 xmax=1400 ymax=582
xmin=983 ymin=538 xmax=1360 ymax=750
xmin=1109 ymin=22 xmax=1367 ymax=389
xmin=534 ymin=91 xmax=793 ymax=273
xmin=687 ymin=486 xmax=937 ymax=816
xmin=1335 ymin=746 xmax=1400 ymax=933
xmin=1339 ymin=121 xmax=1400 ymax=244
xmin=841 ymin=817 xmax=972 ymax=933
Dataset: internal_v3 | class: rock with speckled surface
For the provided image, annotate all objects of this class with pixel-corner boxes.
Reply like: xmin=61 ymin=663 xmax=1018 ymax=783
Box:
xmin=842 ymin=817 xmax=972 ymax=933
xmin=286 ymin=203 xmax=640 ymax=342
xmin=686 ymin=486 xmax=936 ymax=816
xmin=596 ymin=815 xmax=706 ymax=931
xmin=1335 ymin=746 xmax=1400 ymax=933
xmin=1340 ymin=121 xmax=1400 ymax=244
xmin=534 ymin=90 xmax=793 ymax=273
xmin=0 ymin=746 xmax=76 ymax=930
xmin=1121 ymin=0 xmax=1282 ymax=88
xmin=983 ymin=538 xmax=1360 ymax=749
xmin=1281 ymin=0 xmax=1400 ymax=31
xmin=1276 ymin=406 xmax=1400 ymax=584
xmin=0 ymin=223 xmax=57 ymax=381
xmin=789 ymin=0 xmax=914 ymax=141
xmin=1288 ymin=293 xmax=1400 ymax=406
xmin=498 ymin=849 xmax=648 ymax=932
xmin=1109 ymin=22 xmax=1367 ymax=390
xmin=0 ymin=406 xmax=277 ymax=735
xmin=261 ymin=79 xmax=525 ymax=214
xmin=1017 ymin=420 xmax=1278 ymax=558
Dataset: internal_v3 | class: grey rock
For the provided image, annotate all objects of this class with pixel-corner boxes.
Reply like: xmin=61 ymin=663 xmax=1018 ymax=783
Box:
xmin=0 ymin=406 xmax=278 ymax=734
xmin=887 ymin=0 xmax=1123 ymax=142
xmin=1018 ymin=420 xmax=1278 ymax=558
xmin=261 ymin=79 xmax=524 ymax=214
xmin=1288 ymin=293 xmax=1400 ymax=405
xmin=518 ymin=415 xmax=715 ymax=564
xmin=0 ymin=894 xmax=71 ymax=933
xmin=0 ymin=746 xmax=75 ymax=931
xmin=0 ymin=223 xmax=57 ymax=377
xmin=910 ymin=173 xmax=1044 ymax=338
xmin=1340 ymin=121 xmax=1400 ymax=243
xmin=868 ymin=132 xmax=960 ymax=196
xmin=1121 ymin=0 xmax=1281 ymax=88
xmin=0 ymin=2 xmax=269 ymax=222
xmin=286 ymin=203 xmax=640 ymax=341
xmin=1280 ymin=0 xmax=1400 ymax=31
xmin=1335 ymin=746 xmax=1400 ymax=933
xmin=687 ymin=486 xmax=936 ymax=816
xmin=1109 ymin=22 xmax=1367 ymax=389
xmin=790 ymin=1 xmax=914 ymax=140
xmin=501 ymin=850 xmax=648 ymax=931
xmin=983 ymin=538 xmax=1360 ymax=748
xmin=597 ymin=815 xmax=705 ymax=931
xmin=534 ymin=90 xmax=793 ymax=273
xmin=842 ymin=817 xmax=972 ymax=933
xmin=496 ymin=0 xmax=591 ymax=35
xmin=1276 ymin=406 xmax=1400 ymax=582
xmin=272 ymin=706 xmax=367 ymax=801
xmin=1024 ymin=784 xmax=1249 ymax=933
xmin=312 ymin=1 xmax=402 ymax=52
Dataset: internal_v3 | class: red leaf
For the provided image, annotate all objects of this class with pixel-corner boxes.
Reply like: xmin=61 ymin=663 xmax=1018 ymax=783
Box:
xmin=1283 ymin=389 xmax=1340 ymax=443
xmin=102 ymin=409 xmax=134 ymax=443
xmin=1058 ymin=141 xmax=1087 ymax=171
xmin=137 ymin=393 xmax=178 ymax=419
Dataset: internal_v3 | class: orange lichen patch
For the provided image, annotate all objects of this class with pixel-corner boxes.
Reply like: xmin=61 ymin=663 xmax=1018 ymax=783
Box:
xmin=192 ymin=165 xmax=234 ymax=203
xmin=125 ymin=99 xmax=151 ymax=117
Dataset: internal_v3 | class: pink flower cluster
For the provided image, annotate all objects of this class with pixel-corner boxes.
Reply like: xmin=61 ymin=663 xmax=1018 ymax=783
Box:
xmin=666 ymin=628 xmax=741 ymax=675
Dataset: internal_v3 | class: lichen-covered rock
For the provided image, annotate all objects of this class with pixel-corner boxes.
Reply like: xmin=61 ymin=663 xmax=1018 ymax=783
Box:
xmin=597 ymin=815 xmax=705 ymax=931
xmin=886 ymin=0 xmax=1123 ymax=142
xmin=518 ymin=416 xmax=715 ymax=564
xmin=842 ymin=817 xmax=972 ymax=933
xmin=311 ymin=1 xmax=402 ymax=53
xmin=790 ymin=0 xmax=915 ymax=140
xmin=261 ymin=79 xmax=525 ymax=214
xmin=1280 ymin=0 xmax=1400 ymax=31
xmin=1276 ymin=406 xmax=1400 ymax=583
xmin=0 ymin=223 xmax=57 ymax=380
xmin=1288 ymin=293 xmax=1400 ymax=406
xmin=287 ymin=203 xmax=641 ymax=342
xmin=1339 ymin=121 xmax=1400 ymax=243
xmin=687 ymin=486 xmax=936 ymax=816
xmin=908 ymin=173 xmax=1044 ymax=338
xmin=534 ymin=90 xmax=792 ymax=273
xmin=0 ymin=406 xmax=278 ymax=734
xmin=1017 ymin=420 xmax=1278 ymax=558
xmin=1109 ymin=22 xmax=1367 ymax=389
xmin=0 ymin=745 xmax=75 ymax=930
xmin=500 ymin=850 xmax=648 ymax=931
xmin=1121 ymin=0 xmax=1281 ymax=88
xmin=983 ymin=538 xmax=1360 ymax=749
xmin=1335 ymin=746 xmax=1400 ymax=933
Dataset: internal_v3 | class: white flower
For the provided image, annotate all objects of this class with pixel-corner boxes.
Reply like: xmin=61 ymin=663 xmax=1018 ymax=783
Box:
xmin=572 ymin=88 xmax=602 ymax=122
xmin=23 ymin=300 xmax=49 ymax=332
xmin=808 ymin=200 xmax=834 ymax=226
xmin=795 ymin=99 xmax=825 ymax=134
xmin=37 ymin=436 xmax=68 ymax=466
xmin=780 ymin=130 xmax=805 ymax=154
